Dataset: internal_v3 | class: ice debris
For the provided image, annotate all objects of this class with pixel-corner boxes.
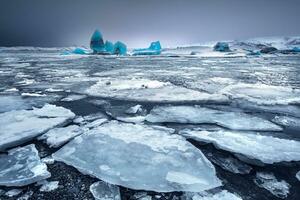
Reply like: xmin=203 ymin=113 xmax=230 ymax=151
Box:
xmin=53 ymin=121 xmax=221 ymax=192
xmin=180 ymin=129 xmax=300 ymax=165
xmin=0 ymin=104 xmax=75 ymax=151
xmin=0 ymin=144 xmax=51 ymax=186
xmin=254 ymin=172 xmax=290 ymax=199
xmin=296 ymin=171 xmax=300 ymax=181
xmin=183 ymin=190 xmax=242 ymax=200
xmin=39 ymin=180 xmax=59 ymax=192
xmin=132 ymin=41 xmax=162 ymax=55
xmin=60 ymin=94 xmax=86 ymax=102
xmin=89 ymin=181 xmax=121 ymax=200
xmin=5 ymin=189 xmax=23 ymax=197
xmin=146 ymin=106 xmax=281 ymax=131
xmin=38 ymin=125 xmax=83 ymax=148
xmin=271 ymin=115 xmax=300 ymax=130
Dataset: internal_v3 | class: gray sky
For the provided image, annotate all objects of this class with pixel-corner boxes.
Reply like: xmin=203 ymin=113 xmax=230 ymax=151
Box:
xmin=0 ymin=0 xmax=300 ymax=47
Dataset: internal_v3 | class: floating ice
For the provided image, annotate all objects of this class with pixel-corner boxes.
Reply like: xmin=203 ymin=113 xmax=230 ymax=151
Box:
xmin=221 ymin=83 xmax=300 ymax=105
xmin=105 ymin=41 xmax=115 ymax=54
xmin=296 ymin=171 xmax=300 ymax=181
xmin=21 ymin=92 xmax=46 ymax=97
xmin=83 ymin=118 xmax=108 ymax=129
xmin=271 ymin=115 xmax=300 ymax=130
xmin=114 ymin=41 xmax=127 ymax=55
xmin=86 ymin=78 xmax=227 ymax=103
xmin=16 ymin=191 xmax=33 ymax=200
xmin=183 ymin=190 xmax=242 ymax=200
xmin=125 ymin=104 xmax=144 ymax=114
xmin=90 ymin=30 xmax=105 ymax=54
xmin=38 ymin=125 xmax=83 ymax=148
xmin=213 ymin=42 xmax=230 ymax=52
xmin=61 ymin=94 xmax=86 ymax=102
xmin=0 ymin=95 xmax=30 ymax=113
xmin=179 ymin=129 xmax=300 ymax=165
xmin=254 ymin=172 xmax=290 ymax=199
xmin=0 ymin=104 xmax=75 ymax=151
xmin=89 ymin=181 xmax=121 ymax=200
xmin=0 ymin=144 xmax=51 ymax=186
xmin=5 ymin=189 xmax=23 ymax=197
xmin=146 ymin=106 xmax=281 ymax=131
xmin=39 ymin=180 xmax=59 ymax=192
xmin=132 ymin=41 xmax=162 ymax=55
xmin=53 ymin=121 xmax=221 ymax=192
xmin=116 ymin=116 xmax=145 ymax=123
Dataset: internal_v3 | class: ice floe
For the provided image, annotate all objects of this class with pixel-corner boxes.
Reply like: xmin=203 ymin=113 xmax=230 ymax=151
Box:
xmin=183 ymin=190 xmax=242 ymax=200
xmin=221 ymin=83 xmax=300 ymax=105
xmin=53 ymin=121 xmax=221 ymax=192
xmin=0 ymin=144 xmax=51 ymax=186
xmin=271 ymin=115 xmax=300 ymax=130
xmin=38 ymin=125 xmax=83 ymax=148
xmin=146 ymin=106 xmax=281 ymax=131
xmin=5 ymin=189 xmax=23 ymax=197
xmin=254 ymin=172 xmax=290 ymax=199
xmin=179 ymin=129 xmax=300 ymax=165
xmin=89 ymin=181 xmax=121 ymax=200
xmin=86 ymin=78 xmax=227 ymax=102
xmin=0 ymin=95 xmax=30 ymax=113
xmin=60 ymin=94 xmax=86 ymax=102
xmin=0 ymin=104 xmax=75 ymax=151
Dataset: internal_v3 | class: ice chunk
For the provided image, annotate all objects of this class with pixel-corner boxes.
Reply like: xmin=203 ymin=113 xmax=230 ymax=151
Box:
xmin=5 ymin=189 xmax=23 ymax=197
xmin=61 ymin=94 xmax=86 ymax=102
xmin=0 ymin=104 xmax=75 ymax=151
xmin=183 ymin=190 xmax=242 ymax=200
xmin=146 ymin=106 xmax=281 ymax=131
xmin=17 ymin=191 xmax=33 ymax=200
xmin=179 ymin=129 xmax=300 ymax=165
xmin=221 ymin=83 xmax=300 ymax=105
xmin=213 ymin=42 xmax=230 ymax=52
xmin=39 ymin=181 xmax=59 ymax=192
xmin=125 ymin=104 xmax=144 ymax=114
xmin=38 ymin=125 xmax=83 ymax=148
xmin=53 ymin=121 xmax=221 ymax=192
xmin=0 ymin=95 xmax=30 ymax=113
xmin=89 ymin=181 xmax=121 ymax=200
xmin=132 ymin=41 xmax=162 ymax=55
xmin=114 ymin=41 xmax=127 ymax=55
xmin=116 ymin=116 xmax=145 ymax=123
xmin=254 ymin=172 xmax=290 ymax=199
xmin=296 ymin=171 xmax=300 ymax=181
xmin=0 ymin=144 xmax=51 ymax=186
xmin=90 ymin=30 xmax=105 ymax=53
xmin=83 ymin=118 xmax=108 ymax=129
xmin=271 ymin=115 xmax=300 ymax=130
xmin=86 ymin=78 xmax=227 ymax=103
xmin=105 ymin=41 xmax=115 ymax=54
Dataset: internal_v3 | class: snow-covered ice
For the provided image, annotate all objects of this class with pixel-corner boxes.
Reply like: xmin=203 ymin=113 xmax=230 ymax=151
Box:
xmin=0 ymin=104 xmax=75 ymax=150
xmin=89 ymin=181 xmax=121 ymax=200
xmin=254 ymin=172 xmax=290 ymax=199
xmin=179 ymin=129 xmax=300 ymax=165
xmin=125 ymin=104 xmax=144 ymax=114
xmin=60 ymin=94 xmax=86 ymax=102
xmin=0 ymin=95 xmax=30 ymax=113
xmin=146 ymin=106 xmax=281 ymax=131
xmin=0 ymin=144 xmax=51 ymax=186
xmin=38 ymin=125 xmax=83 ymax=148
xmin=53 ymin=121 xmax=221 ymax=192
xmin=271 ymin=115 xmax=300 ymax=130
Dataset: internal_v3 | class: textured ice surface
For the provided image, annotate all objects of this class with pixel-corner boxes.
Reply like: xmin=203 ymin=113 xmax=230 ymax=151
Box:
xmin=38 ymin=125 xmax=83 ymax=148
xmin=39 ymin=180 xmax=59 ymax=192
xmin=0 ymin=144 xmax=51 ymax=186
xmin=254 ymin=172 xmax=290 ymax=199
xmin=89 ymin=181 xmax=121 ymax=200
xmin=183 ymin=190 xmax=242 ymax=200
xmin=53 ymin=121 xmax=221 ymax=192
xmin=146 ymin=106 xmax=281 ymax=131
xmin=221 ymin=83 xmax=300 ymax=105
xmin=271 ymin=115 xmax=300 ymax=130
xmin=86 ymin=78 xmax=227 ymax=102
xmin=0 ymin=95 xmax=30 ymax=112
xmin=132 ymin=41 xmax=162 ymax=55
xmin=0 ymin=104 xmax=75 ymax=151
xmin=5 ymin=189 xmax=23 ymax=197
xmin=61 ymin=94 xmax=86 ymax=102
xmin=296 ymin=171 xmax=300 ymax=181
xmin=180 ymin=129 xmax=300 ymax=165
xmin=125 ymin=104 xmax=143 ymax=114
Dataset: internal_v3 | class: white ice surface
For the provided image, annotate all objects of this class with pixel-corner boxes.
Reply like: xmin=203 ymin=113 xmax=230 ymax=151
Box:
xmin=183 ymin=190 xmax=242 ymax=200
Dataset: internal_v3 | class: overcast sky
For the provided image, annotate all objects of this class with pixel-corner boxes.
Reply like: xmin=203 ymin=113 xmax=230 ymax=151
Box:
xmin=0 ymin=0 xmax=300 ymax=47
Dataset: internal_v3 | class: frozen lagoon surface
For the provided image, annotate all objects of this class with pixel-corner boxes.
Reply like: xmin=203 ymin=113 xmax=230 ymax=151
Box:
xmin=0 ymin=43 xmax=300 ymax=199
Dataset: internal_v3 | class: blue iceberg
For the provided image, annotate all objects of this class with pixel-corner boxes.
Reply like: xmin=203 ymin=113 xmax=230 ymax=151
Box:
xmin=61 ymin=48 xmax=88 ymax=55
xmin=104 ymin=41 xmax=114 ymax=54
xmin=292 ymin=47 xmax=300 ymax=52
xmin=132 ymin=41 xmax=162 ymax=55
xmin=213 ymin=42 xmax=230 ymax=52
xmin=114 ymin=41 xmax=127 ymax=55
xmin=90 ymin=30 xmax=106 ymax=54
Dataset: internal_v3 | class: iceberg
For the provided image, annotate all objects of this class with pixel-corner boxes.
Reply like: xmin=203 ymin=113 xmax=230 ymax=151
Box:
xmin=53 ymin=121 xmax=221 ymax=192
xmin=105 ymin=41 xmax=115 ymax=54
xmin=179 ymin=129 xmax=300 ymax=165
xmin=183 ymin=190 xmax=242 ymax=200
xmin=85 ymin=78 xmax=227 ymax=103
xmin=213 ymin=42 xmax=230 ymax=52
xmin=38 ymin=125 xmax=83 ymax=148
xmin=132 ymin=41 xmax=162 ymax=55
xmin=62 ymin=48 xmax=88 ymax=55
xmin=89 ymin=181 xmax=121 ymax=200
xmin=146 ymin=106 xmax=281 ymax=131
xmin=0 ymin=104 xmax=75 ymax=151
xmin=254 ymin=172 xmax=290 ymax=199
xmin=114 ymin=41 xmax=127 ymax=55
xmin=0 ymin=144 xmax=51 ymax=186
xmin=90 ymin=30 xmax=106 ymax=54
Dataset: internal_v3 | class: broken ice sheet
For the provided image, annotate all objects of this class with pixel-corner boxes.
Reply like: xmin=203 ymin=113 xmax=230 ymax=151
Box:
xmin=60 ymin=94 xmax=86 ymax=102
xmin=53 ymin=121 xmax=221 ymax=192
xmin=85 ymin=78 xmax=227 ymax=103
xmin=89 ymin=181 xmax=121 ymax=200
xmin=179 ymin=129 xmax=300 ymax=165
xmin=0 ymin=95 xmax=30 ymax=113
xmin=38 ymin=125 xmax=83 ymax=148
xmin=146 ymin=106 xmax=281 ymax=131
xmin=0 ymin=144 xmax=51 ymax=187
xmin=271 ymin=115 xmax=300 ymax=130
xmin=0 ymin=104 xmax=75 ymax=151
xmin=254 ymin=172 xmax=290 ymax=199
xmin=183 ymin=190 xmax=242 ymax=200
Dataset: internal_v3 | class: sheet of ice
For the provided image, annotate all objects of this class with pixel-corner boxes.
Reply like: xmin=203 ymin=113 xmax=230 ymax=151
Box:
xmin=125 ymin=104 xmax=144 ymax=114
xmin=0 ymin=95 xmax=30 ymax=113
xmin=60 ymin=94 xmax=86 ymax=102
xmin=179 ymin=129 xmax=300 ymax=165
xmin=39 ymin=181 xmax=59 ymax=192
xmin=0 ymin=104 xmax=75 ymax=151
xmin=21 ymin=92 xmax=46 ymax=97
xmin=271 ymin=115 xmax=300 ymax=130
xmin=86 ymin=78 xmax=227 ymax=103
xmin=116 ymin=116 xmax=146 ymax=123
xmin=296 ymin=171 xmax=300 ymax=181
xmin=89 ymin=181 xmax=121 ymax=200
xmin=53 ymin=121 xmax=221 ymax=192
xmin=221 ymin=83 xmax=300 ymax=105
xmin=0 ymin=144 xmax=51 ymax=186
xmin=146 ymin=106 xmax=281 ymax=131
xmin=38 ymin=125 xmax=83 ymax=148
xmin=254 ymin=172 xmax=290 ymax=199
xmin=183 ymin=190 xmax=242 ymax=200
xmin=83 ymin=118 xmax=108 ymax=129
